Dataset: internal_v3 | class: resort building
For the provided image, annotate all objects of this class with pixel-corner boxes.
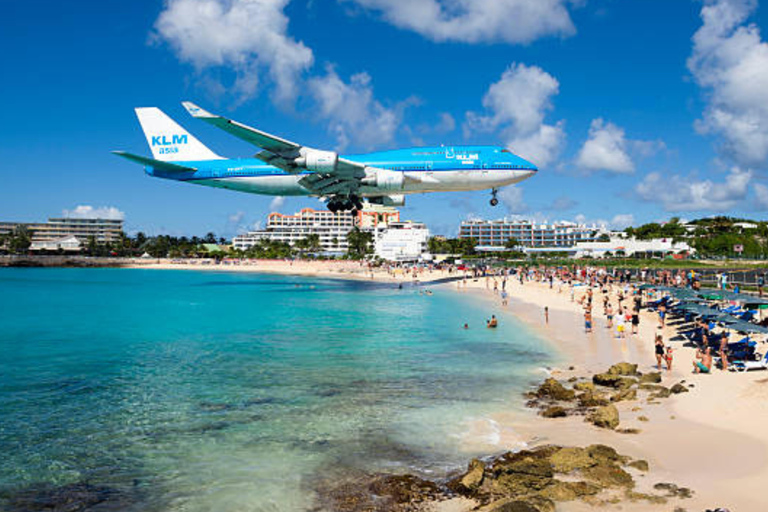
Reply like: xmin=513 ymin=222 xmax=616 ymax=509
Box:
xmin=459 ymin=218 xmax=603 ymax=249
xmin=571 ymin=237 xmax=695 ymax=259
xmin=233 ymin=205 xmax=400 ymax=254
xmin=0 ymin=217 xmax=123 ymax=244
xmin=373 ymin=222 xmax=430 ymax=262
xmin=29 ymin=236 xmax=83 ymax=252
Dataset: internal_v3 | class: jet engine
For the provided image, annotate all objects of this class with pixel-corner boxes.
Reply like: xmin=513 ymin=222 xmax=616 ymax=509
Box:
xmin=364 ymin=168 xmax=404 ymax=191
xmin=295 ymin=148 xmax=338 ymax=173
xmin=368 ymin=194 xmax=405 ymax=207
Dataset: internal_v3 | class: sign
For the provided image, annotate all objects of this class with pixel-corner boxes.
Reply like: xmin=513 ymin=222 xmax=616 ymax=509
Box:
xmin=734 ymin=244 xmax=744 ymax=253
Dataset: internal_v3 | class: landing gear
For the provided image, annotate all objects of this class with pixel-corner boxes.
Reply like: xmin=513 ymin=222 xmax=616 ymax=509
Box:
xmin=327 ymin=195 xmax=364 ymax=215
xmin=490 ymin=188 xmax=499 ymax=207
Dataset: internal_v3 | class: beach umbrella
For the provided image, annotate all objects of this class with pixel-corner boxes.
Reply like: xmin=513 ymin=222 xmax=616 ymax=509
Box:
xmin=725 ymin=320 xmax=768 ymax=334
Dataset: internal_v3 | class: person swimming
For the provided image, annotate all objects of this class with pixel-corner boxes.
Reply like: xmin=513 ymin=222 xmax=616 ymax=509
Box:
xmin=487 ymin=315 xmax=498 ymax=328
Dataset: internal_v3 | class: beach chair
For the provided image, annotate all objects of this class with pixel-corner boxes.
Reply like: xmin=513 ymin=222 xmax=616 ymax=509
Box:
xmin=730 ymin=352 xmax=768 ymax=372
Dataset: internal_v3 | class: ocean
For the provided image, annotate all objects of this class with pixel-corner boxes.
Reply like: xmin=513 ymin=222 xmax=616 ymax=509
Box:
xmin=0 ymin=268 xmax=555 ymax=511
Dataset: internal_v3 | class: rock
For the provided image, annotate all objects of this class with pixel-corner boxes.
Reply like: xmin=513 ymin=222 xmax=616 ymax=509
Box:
xmin=368 ymin=474 xmax=440 ymax=504
xmin=628 ymin=459 xmax=649 ymax=471
xmin=670 ymin=383 xmax=689 ymax=394
xmin=5 ymin=483 xmax=126 ymax=512
xmin=540 ymin=406 xmax=567 ymax=418
xmin=581 ymin=464 xmax=634 ymax=489
xmin=593 ymin=373 xmax=623 ymax=387
xmin=593 ymin=373 xmax=636 ymax=389
xmin=653 ymin=482 xmax=693 ymax=499
xmin=607 ymin=363 xmax=639 ymax=376
xmin=491 ymin=473 xmax=554 ymax=497
xmin=567 ymin=377 xmax=578 ymax=383
xmin=449 ymin=458 xmax=485 ymax=494
xmin=586 ymin=444 xmax=626 ymax=464
xmin=616 ymin=428 xmax=641 ymax=434
xmin=549 ymin=447 xmax=595 ymax=473
xmin=625 ymin=491 xmax=668 ymax=504
xmin=535 ymin=378 xmax=575 ymax=401
xmin=639 ymin=383 xmax=667 ymax=392
xmin=478 ymin=497 xmax=555 ymax=512
xmin=611 ymin=388 xmax=637 ymax=403
xmin=639 ymin=372 xmax=662 ymax=384
xmin=650 ymin=387 xmax=671 ymax=399
xmin=573 ymin=381 xmax=595 ymax=392
xmin=587 ymin=405 xmax=620 ymax=430
xmin=637 ymin=415 xmax=649 ymax=422
xmin=577 ymin=390 xmax=610 ymax=407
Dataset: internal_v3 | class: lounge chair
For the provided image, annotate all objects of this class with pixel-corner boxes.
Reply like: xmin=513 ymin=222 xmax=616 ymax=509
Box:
xmin=730 ymin=352 xmax=768 ymax=372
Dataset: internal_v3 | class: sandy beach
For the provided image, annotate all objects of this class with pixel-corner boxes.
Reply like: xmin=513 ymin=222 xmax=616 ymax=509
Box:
xmin=125 ymin=259 xmax=768 ymax=510
xmin=449 ymin=274 xmax=768 ymax=511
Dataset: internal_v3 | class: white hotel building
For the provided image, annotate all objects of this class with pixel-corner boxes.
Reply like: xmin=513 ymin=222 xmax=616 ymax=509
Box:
xmin=459 ymin=218 xmax=602 ymax=249
xmin=233 ymin=205 xmax=400 ymax=254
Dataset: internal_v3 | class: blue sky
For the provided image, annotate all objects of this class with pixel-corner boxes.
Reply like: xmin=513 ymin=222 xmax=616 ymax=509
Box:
xmin=3 ymin=0 xmax=768 ymax=237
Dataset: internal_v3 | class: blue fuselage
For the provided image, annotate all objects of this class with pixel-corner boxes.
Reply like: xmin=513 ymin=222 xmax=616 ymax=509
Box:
xmin=146 ymin=145 xmax=537 ymax=197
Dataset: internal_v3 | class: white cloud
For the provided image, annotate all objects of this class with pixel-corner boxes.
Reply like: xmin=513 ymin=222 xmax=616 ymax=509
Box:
xmin=609 ymin=214 xmax=635 ymax=230
xmin=688 ymin=0 xmax=768 ymax=167
xmin=547 ymin=195 xmax=578 ymax=211
xmin=573 ymin=213 xmax=635 ymax=230
xmin=435 ymin=112 xmax=456 ymax=134
xmin=63 ymin=206 xmax=125 ymax=220
xmin=153 ymin=0 xmax=313 ymax=102
xmin=228 ymin=211 xmax=245 ymax=224
xmin=309 ymin=67 xmax=405 ymax=150
xmin=269 ymin=196 xmax=286 ymax=210
xmin=575 ymin=118 xmax=634 ymax=173
xmin=344 ymin=0 xmax=578 ymax=44
xmin=508 ymin=122 xmax=566 ymax=168
xmin=635 ymin=167 xmax=752 ymax=212
xmin=465 ymin=63 xmax=565 ymax=168
xmin=499 ymin=186 xmax=528 ymax=214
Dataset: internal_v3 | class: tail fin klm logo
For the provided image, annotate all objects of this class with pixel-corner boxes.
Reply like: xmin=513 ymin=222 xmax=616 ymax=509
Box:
xmin=152 ymin=135 xmax=188 ymax=146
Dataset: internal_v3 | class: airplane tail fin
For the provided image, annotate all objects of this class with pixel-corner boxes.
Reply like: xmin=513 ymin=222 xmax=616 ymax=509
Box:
xmin=134 ymin=107 xmax=222 ymax=162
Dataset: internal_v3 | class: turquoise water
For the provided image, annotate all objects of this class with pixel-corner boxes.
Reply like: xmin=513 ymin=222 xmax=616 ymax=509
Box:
xmin=0 ymin=268 xmax=554 ymax=511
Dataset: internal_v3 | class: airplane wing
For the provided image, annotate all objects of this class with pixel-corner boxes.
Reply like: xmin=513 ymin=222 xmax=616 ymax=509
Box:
xmin=181 ymin=102 xmax=367 ymax=197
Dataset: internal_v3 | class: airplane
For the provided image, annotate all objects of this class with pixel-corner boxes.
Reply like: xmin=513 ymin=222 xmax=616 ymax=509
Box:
xmin=114 ymin=102 xmax=538 ymax=214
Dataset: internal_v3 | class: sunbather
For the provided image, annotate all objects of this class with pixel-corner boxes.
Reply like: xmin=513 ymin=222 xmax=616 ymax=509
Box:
xmin=693 ymin=347 xmax=713 ymax=374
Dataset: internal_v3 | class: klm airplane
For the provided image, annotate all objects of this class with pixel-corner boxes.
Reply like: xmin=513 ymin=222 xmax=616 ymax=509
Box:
xmin=114 ymin=102 xmax=537 ymax=213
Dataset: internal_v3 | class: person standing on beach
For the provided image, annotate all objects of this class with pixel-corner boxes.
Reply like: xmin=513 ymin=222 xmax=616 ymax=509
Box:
xmin=544 ymin=306 xmax=549 ymax=324
xmin=606 ymin=304 xmax=614 ymax=329
xmin=655 ymin=334 xmax=665 ymax=369
xmin=585 ymin=308 xmax=593 ymax=333
xmin=665 ymin=347 xmax=674 ymax=372
xmin=631 ymin=308 xmax=640 ymax=335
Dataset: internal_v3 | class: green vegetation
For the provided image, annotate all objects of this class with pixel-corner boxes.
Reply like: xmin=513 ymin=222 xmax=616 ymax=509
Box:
xmin=626 ymin=216 xmax=768 ymax=259
xmin=346 ymin=227 xmax=373 ymax=260
xmin=427 ymin=236 xmax=478 ymax=256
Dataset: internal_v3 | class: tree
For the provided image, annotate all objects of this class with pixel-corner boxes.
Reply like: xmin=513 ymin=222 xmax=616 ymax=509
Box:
xmin=346 ymin=227 xmax=373 ymax=259
xmin=597 ymin=233 xmax=611 ymax=242
xmin=504 ymin=237 xmax=519 ymax=250
xmin=9 ymin=227 xmax=31 ymax=254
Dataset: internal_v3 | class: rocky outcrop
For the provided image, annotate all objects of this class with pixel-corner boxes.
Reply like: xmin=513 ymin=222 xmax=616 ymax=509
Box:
xmin=587 ymin=405 xmax=620 ymax=429
xmin=573 ymin=381 xmax=595 ymax=392
xmin=670 ymin=383 xmax=689 ymax=394
xmin=611 ymin=388 xmax=637 ymax=403
xmin=607 ymin=362 xmax=639 ymax=376
xmin=320 ymin=443 xmax=690 ymax=512
xmin=535 ymin=378 xmax=576 ymax=401
xmin=639 ymin=372 xmax=662 ymax=384
xmin=540 ymin=406 xmax=567 ymax=418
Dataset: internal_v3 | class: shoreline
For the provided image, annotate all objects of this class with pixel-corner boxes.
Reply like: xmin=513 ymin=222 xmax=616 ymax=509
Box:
xmin=445 ymin=275 xmax=768 ymax=511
